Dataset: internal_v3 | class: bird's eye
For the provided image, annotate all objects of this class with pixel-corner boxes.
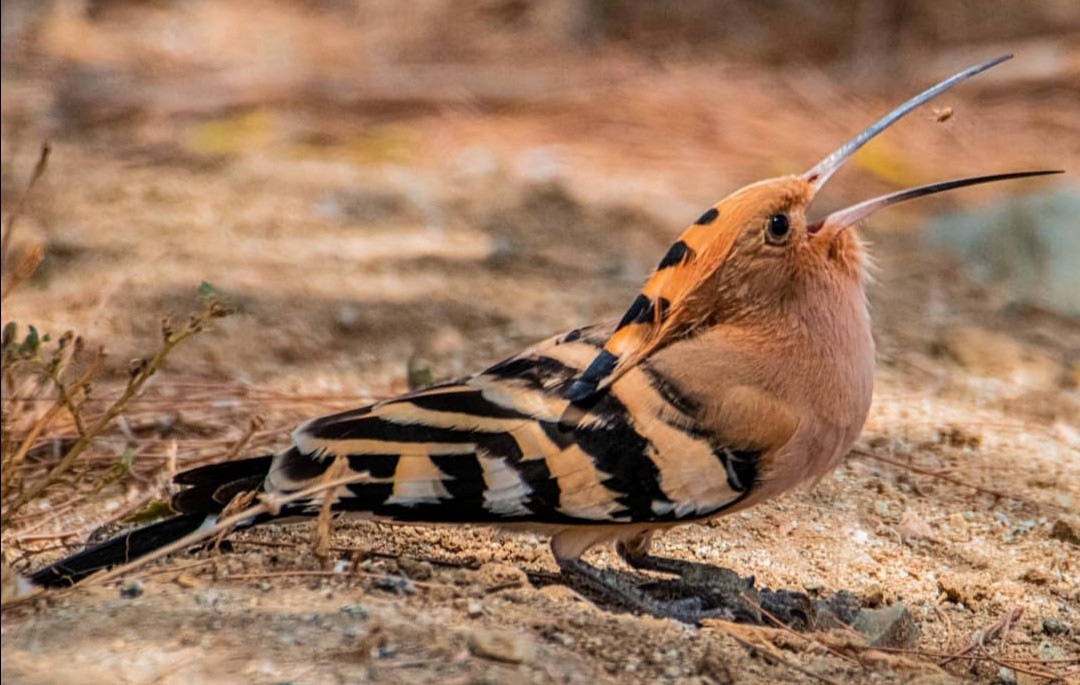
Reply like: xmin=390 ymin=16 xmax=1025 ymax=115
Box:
xmin=765 ymin=213 xmax=790 ymax=245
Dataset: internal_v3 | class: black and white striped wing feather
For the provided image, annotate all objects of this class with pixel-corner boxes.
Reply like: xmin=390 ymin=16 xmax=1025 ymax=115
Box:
xmin=265 ymin=325 xmax=761 ymax=525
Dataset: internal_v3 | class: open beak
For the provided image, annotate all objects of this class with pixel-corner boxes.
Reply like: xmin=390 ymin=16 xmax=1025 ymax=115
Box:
xmin=807 ymin=170 xmax=1062 ymax=236
xmin=802 ymin=54 xmax=1062 ymax=236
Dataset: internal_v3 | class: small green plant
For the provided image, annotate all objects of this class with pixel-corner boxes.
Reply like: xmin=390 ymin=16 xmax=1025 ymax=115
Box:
xmin=0 ymin=288 xmax=235 ymax=528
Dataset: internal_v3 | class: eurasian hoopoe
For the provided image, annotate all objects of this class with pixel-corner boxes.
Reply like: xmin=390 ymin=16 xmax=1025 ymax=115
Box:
xmin=31 ymin=56 xmax=1059 ymax=622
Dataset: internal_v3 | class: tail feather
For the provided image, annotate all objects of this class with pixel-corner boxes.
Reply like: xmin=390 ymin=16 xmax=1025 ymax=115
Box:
xmin=171 ymin=454 xmax=274 ymax=514
xmin=29 ymin=513 xmax=213 ymax=587
xmin=30 ymin=454 xmax=275 ymax=588
xmin=173 ymin=455 xmax=274 ymax=487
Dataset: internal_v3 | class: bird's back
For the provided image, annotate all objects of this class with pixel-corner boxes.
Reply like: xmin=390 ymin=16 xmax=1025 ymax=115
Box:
xmin=234 ymin=323 xmax=765 ymax=528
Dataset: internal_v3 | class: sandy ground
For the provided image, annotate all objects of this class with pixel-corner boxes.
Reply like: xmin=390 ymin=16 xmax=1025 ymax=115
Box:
xmin=3 ymin=5 xmax=1080 ymax=683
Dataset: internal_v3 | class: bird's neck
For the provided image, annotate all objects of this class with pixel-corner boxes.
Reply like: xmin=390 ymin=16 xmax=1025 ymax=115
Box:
xmin=651 ymin=271 xmax=874 ymax=437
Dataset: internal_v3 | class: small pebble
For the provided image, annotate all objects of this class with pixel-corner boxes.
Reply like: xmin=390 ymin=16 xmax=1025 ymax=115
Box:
xmin=1042 ymin=618 xmax=1069 ymax=636
xmin=895 ymin=509 xmax=934 ymax=541
xmin=466 ymin=599 xmax=484 ymax=618
xmin=340 ymin=604 xmax=369 ymax=619
xmin=1017 ymin=568 xmax=1051 ymax=585
xmin=374 ymin=574 xmax=415 ymax=595
xmin=1049 ymin=519 xmax=1080 ymax=546
xmin=853 ymin=603 xmax=919 ymax=649
xmin=802 ymin=579 xmax=825 ymax=593
xmin=397 ymin=557 xmax=434 ymax=581
xmin=467 ymin=628 xmax=536 ymax=664
xmin=860 ymin=584 xmax=886 ymax=608
xmin=475 ymin=562 xmax=527 ymax=589
xmin=377 ymin=644 xmax=397 ymax=659
xmin=119 ymin=580 xmax=144 ymax=599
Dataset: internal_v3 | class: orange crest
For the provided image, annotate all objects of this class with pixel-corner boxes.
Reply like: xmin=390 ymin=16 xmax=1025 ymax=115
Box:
xmin=565 ymin=192 xmax=751 ymax=399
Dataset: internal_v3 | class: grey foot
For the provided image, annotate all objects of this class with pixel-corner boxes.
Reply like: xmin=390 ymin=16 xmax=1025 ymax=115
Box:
xmin=556 ymin=554 xmax=766 ymax=625
xmin=557 ymin=548 xmax=865 ymax=629
xmin=615 ymin=545 xmax=841 ymax=629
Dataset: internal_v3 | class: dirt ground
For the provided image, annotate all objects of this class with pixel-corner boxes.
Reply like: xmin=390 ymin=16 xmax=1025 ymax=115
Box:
xmin=3 ymin=3 xmax=1079 ymax=684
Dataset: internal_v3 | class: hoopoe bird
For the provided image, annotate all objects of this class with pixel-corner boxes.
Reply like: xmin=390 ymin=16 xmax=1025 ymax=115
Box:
xmin=31 ymin=56 xmax=1059 ymax=622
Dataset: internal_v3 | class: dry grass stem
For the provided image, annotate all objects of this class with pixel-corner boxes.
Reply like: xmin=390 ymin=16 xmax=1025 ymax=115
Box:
xmin=221 ymin=415 xmax=266 ymax=463
xmin=0 ymin=142 xmax=50 ymax=288
xmin=311 ymin=454 xmax=349 ymax=561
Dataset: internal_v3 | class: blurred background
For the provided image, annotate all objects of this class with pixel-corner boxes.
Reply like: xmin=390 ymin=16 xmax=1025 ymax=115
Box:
xmin=3 ymin=5 xmax=1079 ymax=683
xmin=2 ymin=0 xmax=1077 ymax=392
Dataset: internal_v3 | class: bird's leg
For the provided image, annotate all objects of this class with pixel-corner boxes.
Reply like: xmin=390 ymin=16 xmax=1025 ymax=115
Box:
xmin=616 ymin=533 xmax=816 ymax=629
xmin=616 ymin=538 xmax=750 ymax=591
xmin=614 ymin=539 xmax=760 ymax=623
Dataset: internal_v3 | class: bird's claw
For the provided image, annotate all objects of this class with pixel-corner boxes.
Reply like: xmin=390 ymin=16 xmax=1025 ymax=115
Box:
xmin=634 ymin=560 xmax=826 ymax=628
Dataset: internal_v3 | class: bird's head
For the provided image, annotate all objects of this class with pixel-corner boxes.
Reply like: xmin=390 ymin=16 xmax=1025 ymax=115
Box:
xmin=565 ymin=55 xmax=1060 ymax=402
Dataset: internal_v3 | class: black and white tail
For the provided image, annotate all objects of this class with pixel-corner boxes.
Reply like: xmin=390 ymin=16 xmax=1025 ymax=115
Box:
xmin=30 ymin=455 xmax=276 ymax=587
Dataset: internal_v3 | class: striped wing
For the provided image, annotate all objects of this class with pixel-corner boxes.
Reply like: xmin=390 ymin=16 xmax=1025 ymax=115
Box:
xmin=265 ymin=325 xmax=761 ymax=525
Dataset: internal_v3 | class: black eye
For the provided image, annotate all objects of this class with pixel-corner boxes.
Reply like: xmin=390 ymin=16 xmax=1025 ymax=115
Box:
xmin=766 ymin=213 xmax=790 ymax=245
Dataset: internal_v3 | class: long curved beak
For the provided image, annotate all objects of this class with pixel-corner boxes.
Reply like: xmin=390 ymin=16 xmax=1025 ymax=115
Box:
xmin=803 ymin=55 xmax=1062 ymax=236
xmin=807 ymin=170 xmax=1062 ymax=236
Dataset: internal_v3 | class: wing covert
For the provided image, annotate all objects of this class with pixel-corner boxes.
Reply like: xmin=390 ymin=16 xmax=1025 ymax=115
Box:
xmin=263 ymin=324 xmax=762 ymax=524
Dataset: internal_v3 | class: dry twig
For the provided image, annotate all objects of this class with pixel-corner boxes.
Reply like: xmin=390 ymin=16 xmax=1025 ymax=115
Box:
xmin=311 ymin=454 xmax=348 ymax=561
xmin=939 ymin=606 xmax=1023 ymax=666
xmin=704 ymin=620 xmax=844 ymax=685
